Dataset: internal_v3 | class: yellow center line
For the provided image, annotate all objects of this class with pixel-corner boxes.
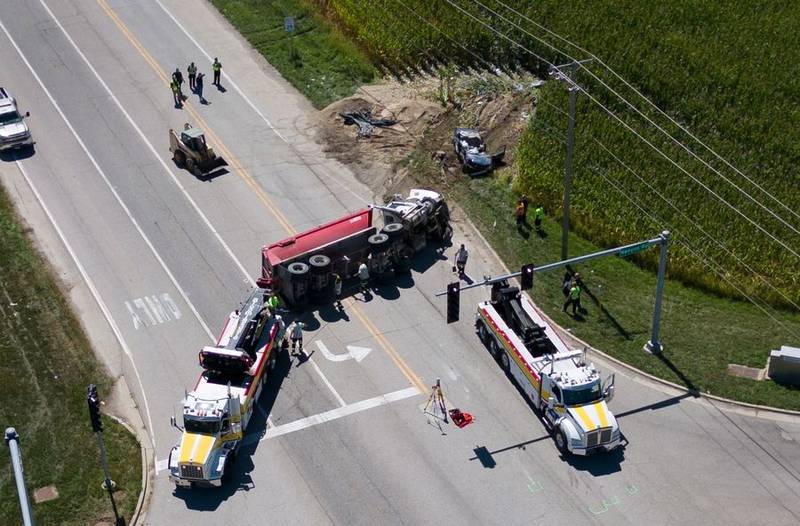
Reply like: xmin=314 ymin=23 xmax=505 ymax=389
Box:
xmin=97 ymin=0 xmax=424 ymax=393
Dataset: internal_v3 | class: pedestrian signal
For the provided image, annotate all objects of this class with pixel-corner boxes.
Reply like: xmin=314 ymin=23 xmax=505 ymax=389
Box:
xmin=446 ymin=282 xmax=460 ymax=323
xmin=520 ymin=263 xmax=534 ymax=290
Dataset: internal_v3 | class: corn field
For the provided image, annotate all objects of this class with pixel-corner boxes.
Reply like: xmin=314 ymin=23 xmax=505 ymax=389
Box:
xmin=313 ymin=0 xmax=800 ymax=310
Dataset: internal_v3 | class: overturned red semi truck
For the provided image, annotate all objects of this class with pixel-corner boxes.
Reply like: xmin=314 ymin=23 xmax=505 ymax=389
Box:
xmin=257 ymin=189 xmax=451 ymax=308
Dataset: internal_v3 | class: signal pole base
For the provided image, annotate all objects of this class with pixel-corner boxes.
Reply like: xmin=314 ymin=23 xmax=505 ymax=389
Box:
xmin=644 ymin=341 xmax=663 ymax=355
xmin=101 ymin=479 xmax=117 ymax=491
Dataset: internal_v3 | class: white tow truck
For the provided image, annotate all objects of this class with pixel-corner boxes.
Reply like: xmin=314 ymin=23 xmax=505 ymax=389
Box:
xmin=168 ymin=287 xmax=286 ymax=487
xmin=474 ymin=280 xmax=622 ymax=455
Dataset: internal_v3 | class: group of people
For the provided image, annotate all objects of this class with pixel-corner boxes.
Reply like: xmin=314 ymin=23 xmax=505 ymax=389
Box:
xmin=170 ymin=58 xmax=223 ymax=107
xmin=514 ymin=195 xmax=545 ymax=235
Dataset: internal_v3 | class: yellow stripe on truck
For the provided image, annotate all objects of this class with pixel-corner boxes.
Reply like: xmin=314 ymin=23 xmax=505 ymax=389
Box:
xmin=594 ymin=402 xmax=609 ymax=428
xmin=178 ymin=433 xmax=198 ymax=463
xmin=573 ymin=405 xmax=598 ymax=431
xmin=192 ymin=435 xmax=217 ymax=464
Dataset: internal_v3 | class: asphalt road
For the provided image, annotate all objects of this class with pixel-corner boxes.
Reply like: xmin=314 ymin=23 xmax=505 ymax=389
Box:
xmin=1 ymin=1 xmax=800 ymax=525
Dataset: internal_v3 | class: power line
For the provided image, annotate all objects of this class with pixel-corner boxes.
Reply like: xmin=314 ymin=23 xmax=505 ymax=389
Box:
xmin=466 ymin=0 xmax=800 ymax=239
xmin=490 ymin=0 xmax=800 ymax=226
xmin=591 ymin=161 xmax=800 ymax=342
xmin=438 ymin=0 xmax=800 ymax=261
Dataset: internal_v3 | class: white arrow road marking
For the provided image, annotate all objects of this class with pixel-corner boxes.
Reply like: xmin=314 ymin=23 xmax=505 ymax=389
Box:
xmin=346 ymin=345 xmax=372 ymax=363
xmin=316 ymin=340 xmax=372 ymax=363
xmin=155 ymin=458 xmax=168 ymax=474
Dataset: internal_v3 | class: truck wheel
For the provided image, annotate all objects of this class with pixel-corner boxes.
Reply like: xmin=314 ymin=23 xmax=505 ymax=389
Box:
xmin=173 ymin=150 xmax=186 ymax=168
xmin=554 ymin=428 xmax=569 ymax=455
xmin=222 ymin=452 xmax=236 ymax=481
xmin=498 ymin=346 xmax=510 ymax=371
xmin=476 ymin=321 xmax=489 ymax=344
xmin=268 ymin=355 xmax=277 ymax=371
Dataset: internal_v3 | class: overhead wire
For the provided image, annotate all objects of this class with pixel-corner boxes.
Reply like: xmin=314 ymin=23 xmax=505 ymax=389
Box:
xmin=439 ymin=0 xmax=800 ymax=262
xmin=490 ymin=0 xmax=800 ymax=225
xmin=472 ymin=0 xmax=800 ymax=236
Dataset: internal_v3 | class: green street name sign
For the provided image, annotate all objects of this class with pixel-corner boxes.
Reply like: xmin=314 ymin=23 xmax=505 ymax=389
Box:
xmin=619 ymin=242 xmax=650 ymax=257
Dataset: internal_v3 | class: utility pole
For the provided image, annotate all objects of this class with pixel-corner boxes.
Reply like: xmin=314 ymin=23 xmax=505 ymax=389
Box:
xmin=5 ymin=427 xmax=35 ymax=526
xmin=87 ymin=384 xmax=125 ymax=526
xmin=549 ymin=59 xmax=591 ymax=261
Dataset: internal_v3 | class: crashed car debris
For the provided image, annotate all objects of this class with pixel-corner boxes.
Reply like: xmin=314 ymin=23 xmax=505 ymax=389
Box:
xmin=453 ymin=127 xmax=505 ymax=175
xmin=340 ymin=109 xmax=397 ymax=137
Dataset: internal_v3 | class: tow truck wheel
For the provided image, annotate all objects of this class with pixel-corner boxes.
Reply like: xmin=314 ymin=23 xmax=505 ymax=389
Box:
xmin=498 ymin=346 xmax=510 ymax=371
xmin=554 ymin=428 xmax=568 ymax=454
xmin=268 ymin=355 xmax=277 ymax=371
xmin=476 ymin=322 xmax=489 ymax=344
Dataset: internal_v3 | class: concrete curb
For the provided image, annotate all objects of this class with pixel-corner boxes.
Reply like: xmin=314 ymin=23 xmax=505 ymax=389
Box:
xmin=456 ymin=210 xmax=800 ymax=424
xmin=105 ymin=413 xmax=152 ymax=526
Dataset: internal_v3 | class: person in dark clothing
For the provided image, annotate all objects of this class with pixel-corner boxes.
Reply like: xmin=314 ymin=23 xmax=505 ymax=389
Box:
xmin=212 ymin=57 xmax=222 ymax=86
xmin=172 ymin=68 xmax=184 ymax=99
xmin=561 ymin=271 xmax=572 ymax=297
xmin=195 ymin=72 xmax=205 ymax=104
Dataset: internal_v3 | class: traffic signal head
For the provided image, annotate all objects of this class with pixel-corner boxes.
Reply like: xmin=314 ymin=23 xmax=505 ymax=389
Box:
xmin=446 ymin=282 xmax=460 ymax=324
xmin=87 ymin=384 xmax=103 ymax=433
xmin=520 ymin=263 xmax=535 ymax=290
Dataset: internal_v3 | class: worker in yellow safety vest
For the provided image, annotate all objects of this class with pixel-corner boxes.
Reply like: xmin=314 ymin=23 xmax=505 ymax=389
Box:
xmin=563 ymin=283 xmax=582 ymax=315
xmin=212 ymin=57 xmax=222 ymax=86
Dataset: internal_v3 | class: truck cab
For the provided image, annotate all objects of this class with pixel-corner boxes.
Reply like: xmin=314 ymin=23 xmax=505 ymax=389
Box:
xmin=0 ymin=88 xmax=33 ymax=151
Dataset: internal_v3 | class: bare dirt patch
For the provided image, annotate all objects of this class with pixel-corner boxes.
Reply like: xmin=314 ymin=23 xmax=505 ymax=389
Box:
xmin=314 ymin=73 xmax=539 ymax=199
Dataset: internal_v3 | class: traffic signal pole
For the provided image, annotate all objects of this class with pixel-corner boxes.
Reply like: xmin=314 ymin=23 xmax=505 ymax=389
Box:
xmin=5 ymin=428 xmax=34 ymax=526
xmin=439 ymin=231 xmax=671 ymax=353
xmin=87 ymin=385 xmax=124 ymax=526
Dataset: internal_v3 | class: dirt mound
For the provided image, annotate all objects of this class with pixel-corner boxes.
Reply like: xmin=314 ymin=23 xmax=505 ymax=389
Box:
xmin=316 ymin=80 xmax=443 ymax=196
xmin=314 ymin=74 xmax=537 ymax=198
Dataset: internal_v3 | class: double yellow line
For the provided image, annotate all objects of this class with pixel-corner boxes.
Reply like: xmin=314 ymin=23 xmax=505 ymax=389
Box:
xmin=97 ymin=0 xmax=426 ymax=393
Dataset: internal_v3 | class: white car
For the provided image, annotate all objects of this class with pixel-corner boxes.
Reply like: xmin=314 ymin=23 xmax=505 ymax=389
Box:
xmin=0 ymin=87 xmax=34 ymax=151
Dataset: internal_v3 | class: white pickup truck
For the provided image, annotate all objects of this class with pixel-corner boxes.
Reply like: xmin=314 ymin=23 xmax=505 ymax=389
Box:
xmin=0 ymin=87 xmax=33 ymax=151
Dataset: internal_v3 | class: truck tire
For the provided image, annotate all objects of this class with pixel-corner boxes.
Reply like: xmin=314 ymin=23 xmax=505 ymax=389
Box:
xmin=554 ymin=428 xmax=569 ymax=455
xmin=368 ymin=233 xmax=389 ymax=251
xmin=222 ymin=451 xmax=236 ymax=481
xmin=381 ymin=222 xmax=405 ymax=238
xmin=287 ymin=262 xmax=310 ymax=276
xmin=498 ymin=346 xmax=510 ymax=371
xmin=308 ymin=254 xmax=331 ymax=269
xmin=476 ymin=321 xmax=489 ymax=344
xmin=173 ymin=150 xmax=186 ymax=168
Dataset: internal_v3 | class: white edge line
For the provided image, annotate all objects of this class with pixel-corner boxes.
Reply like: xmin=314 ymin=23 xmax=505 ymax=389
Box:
xmin=261 ymin=386 xmax=419 ymax=441
xmin=37 ymin=0 xmax=256 ymax=292
xmin=308 ymin=357 xmax=347 ymax=407
xmin=153 ymin=0 xmax=370 ymax=207
xmin=0 ymin=20 xmax=157 ymax=450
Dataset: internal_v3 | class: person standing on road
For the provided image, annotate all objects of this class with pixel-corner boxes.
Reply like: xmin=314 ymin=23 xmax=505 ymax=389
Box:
xmin=195 ymin=72 xmax=205 ymax=104
xmin=455 ymin=244 xmax=469 ymax=275
xmin=172 ymin=68 xmax=184 ymax=99
xmin=187 ymin=62 xmax=197 ymax=91
xmin=358 ymin=261 xmax=370 ymax=295
xmin=267 ymin=293 xmax=280 ymax=316
xmin=333 ymin=273 xmax=343 ymax=309
xmin=534 ymin=205 xmax=545 ymax=233
xmin=290 ymin=321 xmax=306 ymax=357
xmin=563 ymin=283 xmax=582 ymax=315
xmin=170 ymin=79 xmax=182 ymax=107
xmin=212 ymin=57 xmax=222 ymax=86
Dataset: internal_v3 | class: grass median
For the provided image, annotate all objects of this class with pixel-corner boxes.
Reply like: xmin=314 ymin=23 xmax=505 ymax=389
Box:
xmin=211 ymin=0 xmax=377 ymax=108
xmin=0 ymin=185 xmax=141 ymax=525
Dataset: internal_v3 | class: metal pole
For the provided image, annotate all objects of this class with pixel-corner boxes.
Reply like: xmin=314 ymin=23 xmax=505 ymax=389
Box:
xmin=645 ymin=231 xmax=670 ymax=354
xmin=562 ymin=81 xmax=577 ymax=261
xmin=95 ymin=432 xmax=123 ymax=525
xmin=436 ymin=233 xmax=664 ymax=296
xmin=5 ymin=428 xmax=35 ymax=526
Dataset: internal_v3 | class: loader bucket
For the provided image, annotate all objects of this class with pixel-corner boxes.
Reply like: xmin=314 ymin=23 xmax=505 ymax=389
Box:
xmin=197 ymin=155 xmax=228 ymax=174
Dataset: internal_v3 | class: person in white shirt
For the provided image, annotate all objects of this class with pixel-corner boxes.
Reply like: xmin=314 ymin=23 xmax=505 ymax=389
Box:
xmin=455 ymin=244 xmax=468 ymax=275
xmin=290 ymin=321 xmax=306 ymax=358
xmin=358 ymin=261 xmax=370 ymax=295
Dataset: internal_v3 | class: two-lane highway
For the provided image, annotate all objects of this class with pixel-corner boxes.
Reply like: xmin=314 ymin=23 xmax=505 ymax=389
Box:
xmin=2 ymin=1 xmax=800 ymax=525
